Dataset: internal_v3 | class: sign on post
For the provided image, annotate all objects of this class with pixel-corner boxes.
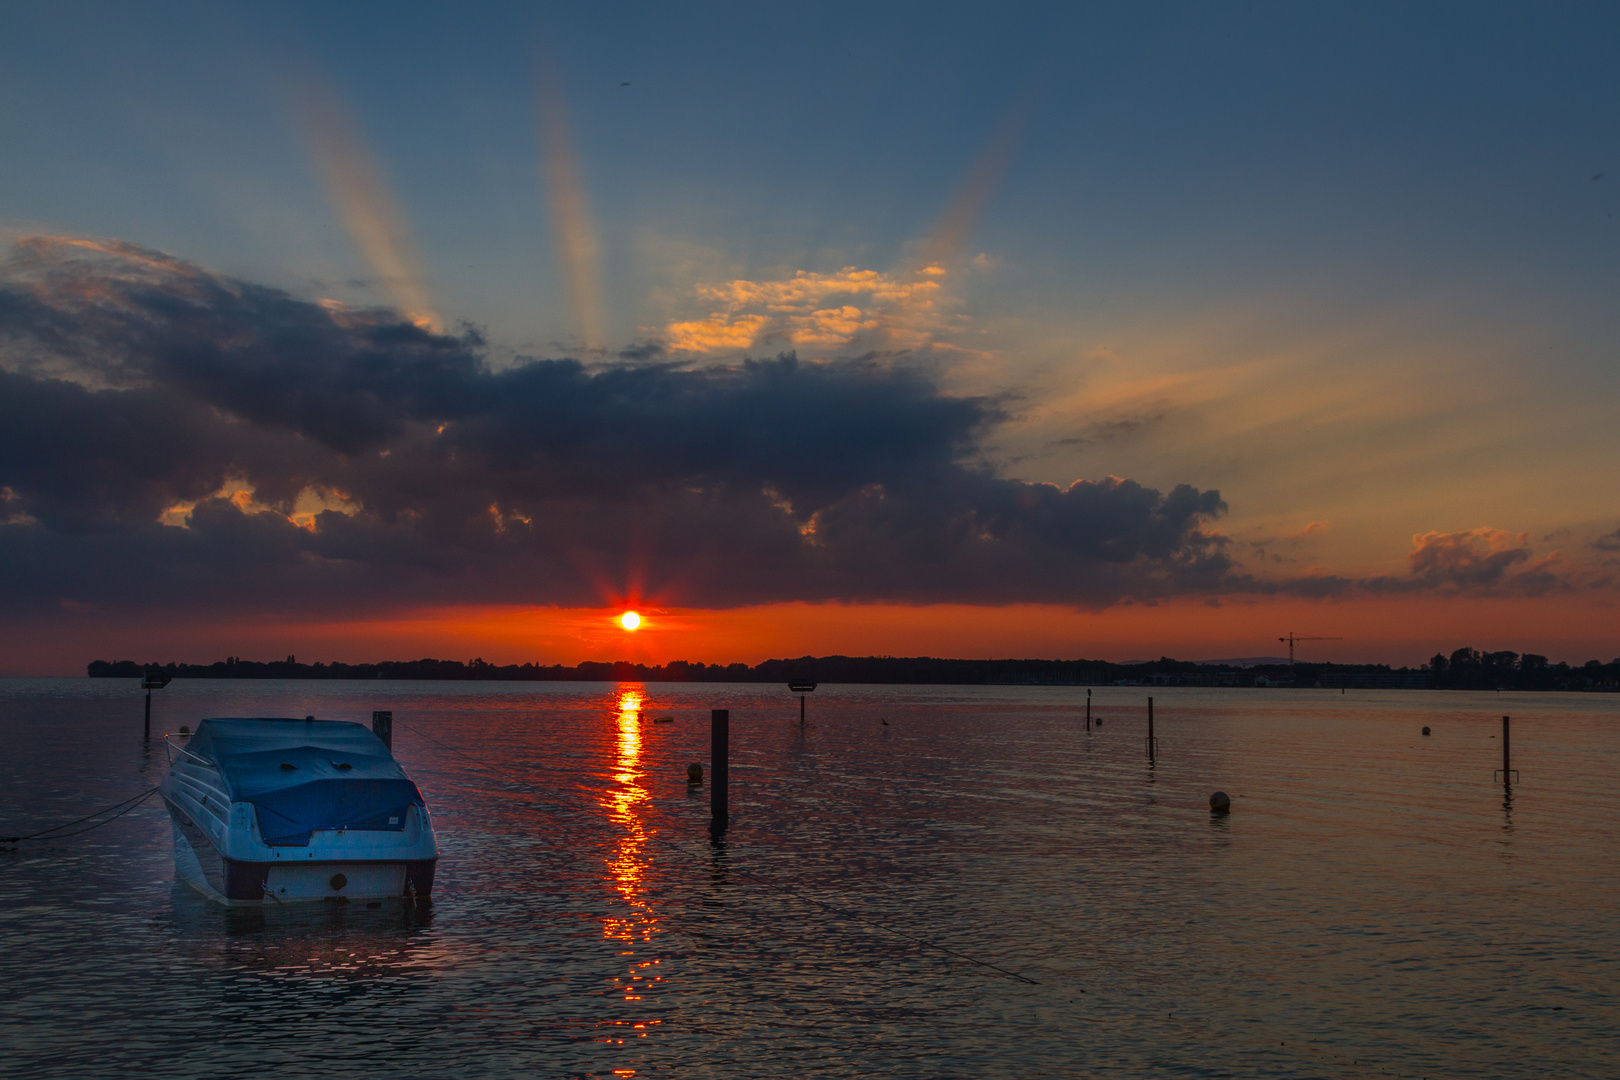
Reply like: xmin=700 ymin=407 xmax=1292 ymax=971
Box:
xmin=789 ymin=680 xmax=817 ymax=726
xmin=142 ymin=666 xmax=171 ymax=739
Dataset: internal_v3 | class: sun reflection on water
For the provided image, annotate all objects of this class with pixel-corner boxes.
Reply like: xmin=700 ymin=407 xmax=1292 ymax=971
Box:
xmin=601 ymin=685 xmax=661 ymax=1009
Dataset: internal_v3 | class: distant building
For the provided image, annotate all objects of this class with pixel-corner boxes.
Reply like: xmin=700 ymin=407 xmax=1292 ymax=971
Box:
xmin=1320 ymin=672 xmax=1431 ymax=689
xmin=1148 ymin=672 xmax=1243 ymax=687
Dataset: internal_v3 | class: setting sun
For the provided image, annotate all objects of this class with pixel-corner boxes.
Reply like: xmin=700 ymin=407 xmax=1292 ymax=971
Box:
xmin=620 ymin=611 xmax=641 ymax=630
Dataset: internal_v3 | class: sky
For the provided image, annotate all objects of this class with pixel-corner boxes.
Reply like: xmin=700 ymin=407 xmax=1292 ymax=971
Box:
xmin=2 ymin=1 xmax=1618 ymax=674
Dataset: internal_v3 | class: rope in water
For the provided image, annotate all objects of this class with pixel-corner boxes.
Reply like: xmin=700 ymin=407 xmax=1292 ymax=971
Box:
xmin=0 ymin=786 xmax=161 ymax=844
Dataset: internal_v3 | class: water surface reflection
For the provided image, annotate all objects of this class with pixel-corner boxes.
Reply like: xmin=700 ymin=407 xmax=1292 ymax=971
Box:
xmin=3 ymin=680 xmax=1617 ymax=1078
xmin=601 ymin=685 xmax=661 ymax=1012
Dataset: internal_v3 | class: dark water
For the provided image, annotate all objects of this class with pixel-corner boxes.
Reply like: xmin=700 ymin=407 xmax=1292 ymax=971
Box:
xmin=1 ymin=678 xmax=1615 ymax=1078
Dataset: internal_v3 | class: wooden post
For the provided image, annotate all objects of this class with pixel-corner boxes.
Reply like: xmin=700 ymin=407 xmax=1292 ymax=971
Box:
xmin=800 ymin=694 xmax=805 ymax=727
xmin=1502 ymin=714 xmax=1510 ymax=781
xmin=1086 ymin=689 xmax=1091 ymax=731
xmin=372 ymin=710 xmax=393 ymax=751
xmin=710 ymin=709 xmax=729 ymax=835
xmin=144 ymin=689 xmax=151 ymax=740
xmin=1148 ymin=696 xmax=1155 ymax=744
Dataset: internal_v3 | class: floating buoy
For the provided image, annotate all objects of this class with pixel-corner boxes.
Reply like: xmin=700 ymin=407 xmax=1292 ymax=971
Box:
xmin=1209 ymin=791 xmax=1231 ymax=814
xmin=1422 ymin=726 xmax=1431 ymax=736
xmin=178 ymin=725 xmax=190 ymax=735
xmin=687 ymin=763 xmax=703 ymax=785
xmin=1095 ymin=717 xmax=1103 ymax=726
xmin=653 ymin=716 xmax=674 ymax=724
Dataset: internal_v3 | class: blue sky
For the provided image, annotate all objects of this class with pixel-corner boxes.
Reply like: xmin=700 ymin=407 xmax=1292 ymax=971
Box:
xmin=11 ymin=3 xmax=1618 ymax=350
xmin=2 ymin=2 xmax=1618 ymax=668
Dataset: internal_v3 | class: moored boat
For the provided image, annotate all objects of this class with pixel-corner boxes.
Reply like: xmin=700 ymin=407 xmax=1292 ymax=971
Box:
xmin=160 ymin=717 xmax=439 ymax=905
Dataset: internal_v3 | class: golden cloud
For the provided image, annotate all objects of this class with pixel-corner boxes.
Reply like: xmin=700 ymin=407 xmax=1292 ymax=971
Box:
xmin=160 ymin=478 xmax=361 ymax=533
xmin=662 ymin=265 xmax=954 ymax=354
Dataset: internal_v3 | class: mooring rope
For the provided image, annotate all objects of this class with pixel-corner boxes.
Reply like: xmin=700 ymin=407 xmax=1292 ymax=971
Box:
xmin=0 ymin=786 xmax=161 ymax=844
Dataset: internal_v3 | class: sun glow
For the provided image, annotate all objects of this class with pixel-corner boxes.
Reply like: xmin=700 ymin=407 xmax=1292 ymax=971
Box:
xmin=620 ymin=611 xmax=641 ymax=630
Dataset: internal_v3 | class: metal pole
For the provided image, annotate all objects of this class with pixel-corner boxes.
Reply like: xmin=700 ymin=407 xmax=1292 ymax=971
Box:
xmin=710 ymin=709 xmax=729 ymax=835
xmin=1148 ymin=696 xmax=1154 ymax=744
xmin=800 ymin=694 xmax=805 ymax=727
xmin=144 ymin=689 xmax=151 ymax=740
xmin=1086 ymin=689 xmax=1091 ymax=731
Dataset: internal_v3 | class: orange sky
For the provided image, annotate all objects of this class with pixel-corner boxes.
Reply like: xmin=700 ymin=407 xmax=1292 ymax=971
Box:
xmin=17 ymin=593 xmax=1614 ymax=676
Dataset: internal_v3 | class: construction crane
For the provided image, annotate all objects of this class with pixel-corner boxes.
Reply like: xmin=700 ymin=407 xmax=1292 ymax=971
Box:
xmin=1278 ymin=633 xmax=1342 ymax=668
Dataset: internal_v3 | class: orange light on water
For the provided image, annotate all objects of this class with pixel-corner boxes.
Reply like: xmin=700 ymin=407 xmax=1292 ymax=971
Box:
xmin=602 ymin=685 xmax=656 ymax=950
xmin=620 ymin=611 xmax=641 ymax=630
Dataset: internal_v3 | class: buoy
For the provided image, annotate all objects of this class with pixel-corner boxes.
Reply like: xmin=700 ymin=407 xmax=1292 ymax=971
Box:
xmin=653 ymin=716 xmax=674 ymax=724
xmin=1422 ymin=726 xmax=1431 ymax=736
xmin=1209 ymin=791 xmax=1231 ymax=814
xmin=687 ymin=763 xmax=703 ymax=785
xmin=178 ymin=725 xmax=190 ymax=735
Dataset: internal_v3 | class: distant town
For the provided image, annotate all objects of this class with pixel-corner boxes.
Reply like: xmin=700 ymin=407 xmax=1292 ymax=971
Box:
xmin=88 ymin=647 xmax=1620 ymax=691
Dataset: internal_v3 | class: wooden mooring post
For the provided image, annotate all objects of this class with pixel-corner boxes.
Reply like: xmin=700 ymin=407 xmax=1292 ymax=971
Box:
xmin=710 ymin=709 xmax=729 ymax=836
xmin=140 ymin=666 xmax=170 ymax=740
xmin=1494 ymin=714 xmax=1518 ymax=784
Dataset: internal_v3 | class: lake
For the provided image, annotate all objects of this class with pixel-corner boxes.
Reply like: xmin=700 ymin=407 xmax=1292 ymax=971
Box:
xmin=0 ymin=678 xmax=1615 ymax=1078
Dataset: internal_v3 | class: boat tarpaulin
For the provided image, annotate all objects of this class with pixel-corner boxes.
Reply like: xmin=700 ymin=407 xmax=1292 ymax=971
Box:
xmin=187 ymin=718 xmax=425 ymax=846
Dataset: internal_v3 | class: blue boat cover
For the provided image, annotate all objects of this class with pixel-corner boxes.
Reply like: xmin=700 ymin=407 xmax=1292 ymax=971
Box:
xmin=187 ymin=718 xmax=426 ymax=846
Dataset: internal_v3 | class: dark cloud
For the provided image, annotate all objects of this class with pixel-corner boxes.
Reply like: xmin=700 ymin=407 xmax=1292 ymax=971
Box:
xmin=1226 ymin=526 xmax=1591 ymax=600
xmin=0 ymin=238 xmax=1232 ymax=617
xmin=617 ymin=341 xmax=667 ymax=362
xmin=1407 ymin=527 xmax=1531 ymax=588
xmin=1051 ymin=403 xmax=1172 ymax=450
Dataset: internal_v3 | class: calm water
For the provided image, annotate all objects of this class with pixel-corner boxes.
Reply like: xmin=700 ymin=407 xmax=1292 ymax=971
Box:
xmin=0 ymin=679 xmax=1615 ymax=1078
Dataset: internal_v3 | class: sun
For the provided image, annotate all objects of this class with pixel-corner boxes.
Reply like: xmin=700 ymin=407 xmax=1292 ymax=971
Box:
xmin=620 ymin=611 xmax=641 ymax=630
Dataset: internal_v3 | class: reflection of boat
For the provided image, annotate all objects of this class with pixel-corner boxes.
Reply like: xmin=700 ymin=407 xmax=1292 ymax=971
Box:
xmin=159 ymin=718 xmax=439 ymax=905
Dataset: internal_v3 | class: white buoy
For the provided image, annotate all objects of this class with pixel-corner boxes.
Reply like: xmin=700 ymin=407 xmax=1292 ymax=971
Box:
xmin=1209 ymin=791 xmax=1231 ymax=814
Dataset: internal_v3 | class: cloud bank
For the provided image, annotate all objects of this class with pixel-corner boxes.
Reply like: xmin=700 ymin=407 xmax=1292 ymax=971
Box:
xmin=0 ymin=237 xmax=1233 ymax=618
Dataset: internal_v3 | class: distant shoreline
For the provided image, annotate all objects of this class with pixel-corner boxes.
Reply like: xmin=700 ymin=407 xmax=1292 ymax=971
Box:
xmin=86 ymin=653 xmax=1620 ymax=691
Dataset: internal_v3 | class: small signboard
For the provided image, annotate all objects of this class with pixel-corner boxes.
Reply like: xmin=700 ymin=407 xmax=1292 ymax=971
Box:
xmin=788 ymin=680 xmax=817 ymax=693
xmin=141 ymin=667 xmax=171 ymax=690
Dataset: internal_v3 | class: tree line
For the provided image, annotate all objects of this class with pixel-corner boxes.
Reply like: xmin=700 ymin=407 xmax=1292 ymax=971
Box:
xmin=1426 ymin=648 xmax=1619 ymax=690
xmin=85 ymin=649 xmax=1620 ymax=689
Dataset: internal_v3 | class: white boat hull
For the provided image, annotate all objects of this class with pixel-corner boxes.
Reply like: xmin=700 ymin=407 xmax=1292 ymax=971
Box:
xmin=166 ymin=800 xmax=437 ymax=905
xmin=159 ymin=717 xmax=440 ymax=906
